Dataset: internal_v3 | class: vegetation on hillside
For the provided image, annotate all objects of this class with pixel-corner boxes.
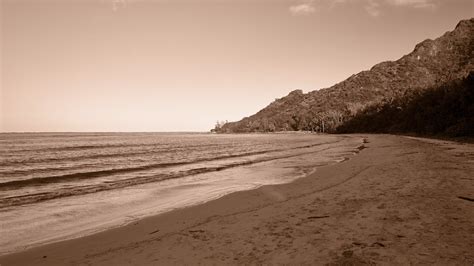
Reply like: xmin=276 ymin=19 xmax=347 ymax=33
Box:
xmin=336 ymin=72 xmax=474 ymax=137
xmin=214 ymin=18 xmax=473 ymax=135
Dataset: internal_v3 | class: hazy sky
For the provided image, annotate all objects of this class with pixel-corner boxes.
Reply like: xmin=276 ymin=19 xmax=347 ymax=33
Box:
xmin=1 ymin=0 xmax=473 ymax=132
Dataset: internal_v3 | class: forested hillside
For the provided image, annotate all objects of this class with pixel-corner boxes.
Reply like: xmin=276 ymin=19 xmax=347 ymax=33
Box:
xmin=337 ymin=73 xmax=473 ymax=137
xmin=215 ymin=18 xmax=474 ymax=134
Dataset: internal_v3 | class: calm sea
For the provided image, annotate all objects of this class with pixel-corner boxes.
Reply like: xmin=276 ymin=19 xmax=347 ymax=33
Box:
xmin=0 ymin=132 xmax=362 ymax=254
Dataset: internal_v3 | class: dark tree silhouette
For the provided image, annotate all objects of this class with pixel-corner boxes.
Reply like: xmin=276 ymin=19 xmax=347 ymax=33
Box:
xmin=337 ymin=72 xmax=474 ymax=137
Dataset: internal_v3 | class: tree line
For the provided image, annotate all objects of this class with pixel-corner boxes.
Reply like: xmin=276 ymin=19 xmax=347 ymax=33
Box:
xmin=336 ymin=72 xmax=474 ymax=137
xmin=213 ymin=72 xmax=473 ymax=137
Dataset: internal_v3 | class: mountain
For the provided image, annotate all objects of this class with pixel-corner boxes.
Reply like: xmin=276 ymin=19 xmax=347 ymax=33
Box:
xmin=337 ymin=72 xmax=473 ymax=136
xmin=216 ymin=18 xmax=474 ymax=134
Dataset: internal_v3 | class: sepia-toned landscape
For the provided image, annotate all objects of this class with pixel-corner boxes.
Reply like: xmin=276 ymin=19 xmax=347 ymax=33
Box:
xmin=1 ymin=0 xmax=473 ymax=265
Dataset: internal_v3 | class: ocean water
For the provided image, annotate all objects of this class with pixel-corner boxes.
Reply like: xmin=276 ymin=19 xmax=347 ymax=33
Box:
xmin=0 ymin=132 xmax=362 ymax=254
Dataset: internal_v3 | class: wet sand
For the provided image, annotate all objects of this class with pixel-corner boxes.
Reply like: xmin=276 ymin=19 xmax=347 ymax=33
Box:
xmin=1 ymin=134 xmax=473 ymax=265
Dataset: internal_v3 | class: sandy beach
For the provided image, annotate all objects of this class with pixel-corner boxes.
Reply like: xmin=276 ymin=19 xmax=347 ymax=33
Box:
xmin=1 ymin=134 xmax=473 ymax=265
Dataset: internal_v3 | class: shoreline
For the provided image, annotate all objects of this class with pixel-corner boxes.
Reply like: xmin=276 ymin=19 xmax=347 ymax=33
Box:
xmin=0 ymin=134 xmax=362 ymax=256
xmin=1 ymin=134 xmax=473 ymax=265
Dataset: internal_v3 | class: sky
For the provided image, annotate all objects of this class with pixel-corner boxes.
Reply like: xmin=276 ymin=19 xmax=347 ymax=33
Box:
xmin=1 ymin=0 xmax=473 ymax=132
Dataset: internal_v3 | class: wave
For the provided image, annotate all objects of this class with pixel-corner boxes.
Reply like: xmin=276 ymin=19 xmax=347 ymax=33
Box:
xmin=0 ymin=146 xmax=337 ymax=209
xmin=0 ymin=148 xmax=280 ymax=189
xmin=1 ymin=142 xmax=172 ymax=154
xmin=0 ymin=144 xmax=225 ymax=170
xmin=0 ymin=143 xmax=251 ymax=166
xmin=0 ymin=141 xmax=337 ymax=183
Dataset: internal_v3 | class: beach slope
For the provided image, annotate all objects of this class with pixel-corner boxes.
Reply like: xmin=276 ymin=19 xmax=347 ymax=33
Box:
xmin=1 ymin=135 xmax=473 ymax=265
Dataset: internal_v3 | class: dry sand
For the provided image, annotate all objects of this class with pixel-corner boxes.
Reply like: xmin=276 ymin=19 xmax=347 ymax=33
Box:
xmin=0 ymin=134 xmax=473 ymax=265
